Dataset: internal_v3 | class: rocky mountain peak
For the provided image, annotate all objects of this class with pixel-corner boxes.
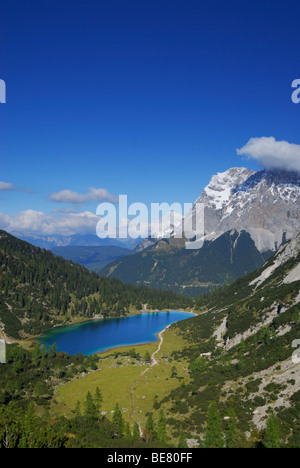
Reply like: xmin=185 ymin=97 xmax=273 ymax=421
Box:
xmin=186 ymin=166 xmax=300 ymax=253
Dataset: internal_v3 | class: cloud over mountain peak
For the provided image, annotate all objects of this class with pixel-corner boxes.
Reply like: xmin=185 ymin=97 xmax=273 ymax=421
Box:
xmin=237 ymin=137 xmax=300 ymax=173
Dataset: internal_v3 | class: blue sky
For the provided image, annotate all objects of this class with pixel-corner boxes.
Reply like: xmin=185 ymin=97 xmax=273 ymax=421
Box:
xmin=1 ymin=0 xmax=300 ymax=236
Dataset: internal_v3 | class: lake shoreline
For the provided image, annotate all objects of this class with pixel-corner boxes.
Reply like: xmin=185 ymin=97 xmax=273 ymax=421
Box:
xmin=33 ymin=308 xmax=196 ymax=336
xmin=36 ymin=310 xmax=196 ymax=356
xmin=95 ymin=322 xmax=179 ymax=357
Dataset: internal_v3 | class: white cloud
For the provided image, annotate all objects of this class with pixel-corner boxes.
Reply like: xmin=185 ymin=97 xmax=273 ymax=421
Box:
xmin=237 ymin=137 xmax=300 ymax=173
xmin=120 ymin=210 xmax=183 ymax=239
xmin=0 ymin=207 xmax=185 ymax=240
xmin=0 ymin=210 xmax=99 ymax=236
xmin=51 ymin=207 xmax=78 ymax=214
xmin=0 ymin=182 xmax=14 ymax=191
xmin=50 ymin=187 xmax=118 ymax=204
xmin=0 ymin=181 xmax=32 ymax=193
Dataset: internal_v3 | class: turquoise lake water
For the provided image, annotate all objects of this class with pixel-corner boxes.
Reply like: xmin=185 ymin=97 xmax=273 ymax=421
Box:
xmin=38 ymin=311 xmax=192 ymax=356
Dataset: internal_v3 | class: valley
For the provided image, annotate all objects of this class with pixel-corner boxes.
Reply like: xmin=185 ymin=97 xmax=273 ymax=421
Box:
xmin=0 ymin=168 xmax=299 ymax=449
xmin=2 ymin=2 xmax=300 ymax=451
xmin=1 ymin=226 xmax=299 ymax=447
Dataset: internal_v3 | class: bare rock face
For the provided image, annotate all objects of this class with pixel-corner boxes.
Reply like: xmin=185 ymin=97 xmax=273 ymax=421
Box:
xmin=183 ymin=167 xmax=300 ymax=252
xmin=251 ymin=230 xmax=300 ymax=287
xmin=134 ymin=237 xmax=158 ymax=252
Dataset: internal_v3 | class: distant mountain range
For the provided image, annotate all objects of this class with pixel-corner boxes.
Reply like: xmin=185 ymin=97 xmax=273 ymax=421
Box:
xmin=11 ymin=232 xmax=141 ymax=250
xmin=51 ymin=245 xmax=132 ymax=271
xmin=100 ymin=167 xmax=300 ymax=295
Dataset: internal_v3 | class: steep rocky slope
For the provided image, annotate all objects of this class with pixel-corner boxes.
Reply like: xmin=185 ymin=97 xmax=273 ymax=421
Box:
xmin=164 ymin=231 xmax=300 ymax=445
xmin=183 ymin=167 xmax=300 ymax=252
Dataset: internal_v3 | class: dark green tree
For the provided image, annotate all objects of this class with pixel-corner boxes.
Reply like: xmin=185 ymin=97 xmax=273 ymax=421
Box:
xmin=203 ymin=402 xmax=224 ymax=448
xmin=157 ymin=410 xmax=168 ymax=444
xmin=263 ymin=413 xmax=281 ymax=448
xmin=124 ymin=421 xmax=132 ymax=439
xmin=132 ymin=422 xmax=140 ymax=440
xmin=74 ymin=401 xmax=81 ymax=418
xmin=145 ymin=412 xmax=156 ymax=442
xmin=112 ymin=403 xmax=124 ymax=438
xmin=178 ymin=433 xmax=188 ymax=448
xmin=84 ymin=392 xmax=97 ymax=420
xmin=94 ymin=387 xmax=103 ymax=415
xmin=225 ymin=407 xmax=239 ymax=448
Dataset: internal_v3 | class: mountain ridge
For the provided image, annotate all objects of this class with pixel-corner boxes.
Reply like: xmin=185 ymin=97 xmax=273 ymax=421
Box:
xmin=100 ymin=229 xmax=273 ymax=296
xmin=99 ymin=166 xmax=300 ymax=294
xmin=10 ymin=232 xmax=140 ymax=250
xmin=184 ymin=166 xmax=300 ymax=252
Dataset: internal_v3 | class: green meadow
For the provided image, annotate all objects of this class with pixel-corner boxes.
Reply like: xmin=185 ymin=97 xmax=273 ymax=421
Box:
xmin=51 ymin=327 xmax=192 ymax=433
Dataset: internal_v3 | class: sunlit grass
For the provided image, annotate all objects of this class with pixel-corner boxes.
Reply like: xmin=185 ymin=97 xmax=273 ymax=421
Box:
xmin=51 ymin=326 xmax=192 ymax=437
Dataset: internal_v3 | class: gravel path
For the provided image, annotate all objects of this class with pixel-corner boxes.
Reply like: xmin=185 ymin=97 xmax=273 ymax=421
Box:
xmin=129 ymin=324 xmax=171 ymax=433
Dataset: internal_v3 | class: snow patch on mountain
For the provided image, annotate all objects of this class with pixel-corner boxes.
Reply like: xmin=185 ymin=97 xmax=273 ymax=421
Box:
xmin=183 ymin=167 xmax=300 ymax=253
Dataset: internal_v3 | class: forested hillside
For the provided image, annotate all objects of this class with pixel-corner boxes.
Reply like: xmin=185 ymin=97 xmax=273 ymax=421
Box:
xmin=0 ymin=230 xmax=193 ymax=339
xmin=0 ymin=343 xmax=172 ymax=448
xmin=100 ymin=230 xmax=273 ymax=296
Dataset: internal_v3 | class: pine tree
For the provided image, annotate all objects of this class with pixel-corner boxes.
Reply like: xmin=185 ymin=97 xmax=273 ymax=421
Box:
xmin=84 ymin=392 xmax=97 ymax=420
xmin=41 ymin=406 xmax=50 ymax=422
xmin=225 ymin=407 xmax=239 ymax=448
xmin=178 ymin=433 xmax=188 ymax=448
xmin=32 ymin=344 xmax=41 ymax=366
xmin=124 ymin=421 xmax=132 ymax=439
xmin=263 ymin=413 xmax=281 ymax=448
xmin=132 ymin=422 xmax=140 ymax=439
xmin=74 ymin=401 xmax=81 ymax=418
xmin=157 ymin=410 xmax=168 ymax=444
xmin=238 ymin=338 xmax=246 ymax=361
xmin=112 ymin=403 xmax=124 ymax=438
xmin=49 ymin=342 xmax=57 ymax=358
xmin=203 ymin=402 xmax=224 ymax=448
xmin=145 ymin=413 xmax=156 ymax=441
xmin=94 ymin=387 xmax=103 ymax=416
xmin=19 ymin=402 xmax=38 ymax=448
